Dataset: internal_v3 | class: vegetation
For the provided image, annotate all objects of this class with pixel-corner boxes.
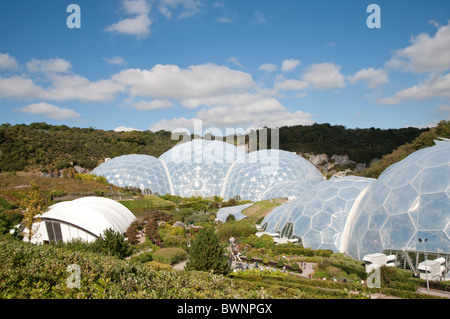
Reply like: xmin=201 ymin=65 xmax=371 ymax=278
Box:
xmin=0 ymin=122 xmax=178 ymax=172
xmin=277 ymin=122 xmax=428 ymax=165
xmin=0 ymin=122 xmax=428 ymax=173
xmin=361 ymin=120 xmax=450 ymax=178
xmin=0 ymin=121 xmax=448 ymax=299
xmin=19 ymin=184 xmax=47 ymax=242
xmin=152 ymin=247 xmax=188 ymax=265
xmin=185 ymin=227 xmax=230 ymax=275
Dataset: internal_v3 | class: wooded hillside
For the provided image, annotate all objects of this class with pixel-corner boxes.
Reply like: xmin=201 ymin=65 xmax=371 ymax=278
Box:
xmin=0 ymin=121 xmax=431 ymax=174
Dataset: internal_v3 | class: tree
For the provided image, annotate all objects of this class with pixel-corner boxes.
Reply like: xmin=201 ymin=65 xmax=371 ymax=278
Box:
xmin=92 ymin=228 xmax=132 ymax=259
xmin=20 ymin=185 xmax=46 ymax=242
xmin=185 ymin=227 xmax=230 ymax=275
xmin=125 ymin=220 xmax=141 ymax=245
xmin=145 ymin=218 xmax=159 ymax=243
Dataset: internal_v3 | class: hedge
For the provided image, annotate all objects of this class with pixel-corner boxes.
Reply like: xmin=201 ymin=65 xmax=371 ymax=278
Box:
xmin=151 ymin=247 xmax=188 ymax=265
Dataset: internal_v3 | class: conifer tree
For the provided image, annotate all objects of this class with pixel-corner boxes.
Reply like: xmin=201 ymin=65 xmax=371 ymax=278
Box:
xmin=185 ymin=227 xmax=230 ymax=275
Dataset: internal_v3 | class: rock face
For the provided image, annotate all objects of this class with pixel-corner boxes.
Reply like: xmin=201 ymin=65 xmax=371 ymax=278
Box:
xmin=299 ymin=153 xmax=372 ymax=177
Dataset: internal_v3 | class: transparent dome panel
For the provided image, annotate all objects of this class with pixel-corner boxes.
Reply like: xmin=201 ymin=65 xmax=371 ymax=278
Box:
xmin=223 ymin=149 xmax=324 ymax=202
xmin=91 ymin=154 xmax=171 ymax=195
xmin=346 ymin=141 xmax=450 ymax=260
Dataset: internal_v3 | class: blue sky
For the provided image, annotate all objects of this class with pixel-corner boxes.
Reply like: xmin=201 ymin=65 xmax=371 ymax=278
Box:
xmin=0 ymin=0 xmax=449 ymax=134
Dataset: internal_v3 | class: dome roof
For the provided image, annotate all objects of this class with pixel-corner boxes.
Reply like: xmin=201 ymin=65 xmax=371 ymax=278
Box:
xmin=159 ymin=139 xmax=246 ymax=198
xmin=261 ymin=202 xmax=290 ymax=233
xmin=222 ymin=149 xmax=324 ymax=202
xmin=263 ymin=176 xmax=374 ymax=252
xmin=41 ymin=197 xmax=136 ymax=237
xmin=91 ymin=140 xmax=323 ymax=201
xmin=91 ymin=154 xmax=172 ymax=195
xmin=344 ymin=141 xmax=450 ymax=260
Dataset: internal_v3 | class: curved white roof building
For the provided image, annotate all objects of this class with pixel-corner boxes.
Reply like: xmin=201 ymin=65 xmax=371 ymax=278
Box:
xmin=28 ymin=197 xmax=136 ymax=244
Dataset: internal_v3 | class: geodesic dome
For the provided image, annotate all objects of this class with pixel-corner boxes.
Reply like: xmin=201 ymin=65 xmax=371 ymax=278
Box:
xmin=221 ymin=149 xmax=324 ymax=202
xmin=344 ymin=141 xmax=450 ymax=260
xmin=260 ymin=181 xmax=314 ymax=201
xmin=264 ymin=176 xmax=374 ymax=252
xmin=91 ymin=154 xmax=172 ymax=195
xmin=159 ymin=139 xmax=246 ymax=198
xmin=261 ymin=202 xmax=290 ymax=233
xmin=91 ymin=140 xmax=323 ymax=201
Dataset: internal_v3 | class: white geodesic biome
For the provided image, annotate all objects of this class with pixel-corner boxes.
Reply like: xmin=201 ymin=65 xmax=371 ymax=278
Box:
xmin=92 ymin=140 xmax=324 ymax=201
xmin=261 ymin=175 xmax=375 ymax=252
xmin=343 ymin=140 xmax=450 ymax=260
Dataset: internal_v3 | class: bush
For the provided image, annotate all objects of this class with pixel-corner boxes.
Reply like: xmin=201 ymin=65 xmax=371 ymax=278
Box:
xmin=130 ymin=252 xmax=153 ymax=264
xmin=186 ymin=227 xmax=230 ymax=275
xmin=276 ymin=259 xmax=285 ymax=268
xmin=152 ymin=247 xmax=187 ymax=265
xmin=217 ymin=220 xmax=257 ymax=241
xmin=145 ymin=260 xmax=172 ymax=270
xmin=0 ymin=210 xmax=22 ymax=234
xmin=125 ymin=220 xmax=141 ymax=245
xmin=291 ymin=262 xmax=299 ymax=271
xmin=91 ymin=228 xmax=132 ymax=259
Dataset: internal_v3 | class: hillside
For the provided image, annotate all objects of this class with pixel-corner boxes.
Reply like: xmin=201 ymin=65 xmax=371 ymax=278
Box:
xmin=0 ymin=122 xmax=428 ymax=174
xmin=360 ymin=120 xmax=450 ymax=178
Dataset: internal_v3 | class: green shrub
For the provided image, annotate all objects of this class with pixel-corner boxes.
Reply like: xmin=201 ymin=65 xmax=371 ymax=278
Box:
xmin=217 ymin=220 xmax=256 ymax=241
xmin=0 ymin=210 xmax=22 ymax=234
xmin=276 ymin=259 xmax=285 ymax=268
xmin=130 ymin=252 xmax=153 ymax=264
xmin=185 ymin=227 xmax=230 ymax=275
xmin=92 ymin=228 xmax=132 ymax=259
xmin=152 ymin=247 xmax=187 ymax=265
xmin=291 ymin=262 xmax=299 ymax=271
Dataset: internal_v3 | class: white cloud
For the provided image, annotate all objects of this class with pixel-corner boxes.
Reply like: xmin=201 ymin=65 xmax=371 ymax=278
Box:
xmin=106 ymin=0 xmax=152 ymax=38
xmin=302 ymin=62 xmax=345 ymax=90
xmin=428 ymin=19 xmax=440 ymax=28
xmin=103 ymin=56 xmax=127 ymax=66
xmin=113 ymin=63 xmax=254 ymax=101
xmin=274 ymin=79 xmax=309 ymax=91
xmin=26 ymin=58 xmax=72 ymax=73
xmin=253 ymin=11 xmax=266 ymax=24
xmin=348 ymin=67 xmax=389 ymax=89
xmin=129 ymin=99 xmax=174 ymax=110
xmin=281 ymin=59 xmax=301 ymax=72
xmin=44 ymin=74 xmax=124 ymax=102
xmin=114 ymin=126 xmax=140 ymax=132
xmin=0 ymin=75 xmax=46 ymax=100
xmin=16 ymin=102 xmax=80 ymax=119
xmin=217 ymin=17 xmax=233 ymax=23
xmin=258 ymin=63 xmax=277 ymax=72
xmin=0 ymin=73 xmax=124 ymax=102
xmin=378 ymin=73 xmax=450 ymax=104
xmin=386 ymin=21 xmax=450 ymax=73
xmin=149 ymin=92 xmax=314 ymax=132
xmin=227 ymin=57 xmax=241 ymax=67
xmin=149 ymin=117 xmax=199 ymax=132
xmin=158 ymin=0 xmax=202 ymax=19
xmin=123 ymin=0 xmax=151 ymax=14
xmin=0 ymin=53 xmax=18 ymax=70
